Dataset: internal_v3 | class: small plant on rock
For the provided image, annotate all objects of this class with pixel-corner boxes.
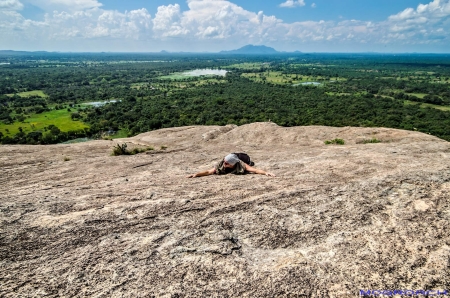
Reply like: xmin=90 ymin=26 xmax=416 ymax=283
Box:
xmin=131 ymin=147 xmax=154 ymax=154
xmin=112 ymin=143 xmax=154 ymax=156
xmin=325 ymin=138 xmax=345 ymax=145
xmin=112 ymin=143 xmax=130 ymax=155
xmin=362 ymin=138 xmax=381 ymax=144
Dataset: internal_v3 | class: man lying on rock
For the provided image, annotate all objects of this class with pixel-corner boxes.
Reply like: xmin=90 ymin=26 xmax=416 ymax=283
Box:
xmin=187 ymin=153 xmax=276 ymax=178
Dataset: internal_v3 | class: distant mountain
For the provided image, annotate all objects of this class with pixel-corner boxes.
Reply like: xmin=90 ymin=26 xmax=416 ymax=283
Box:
xmin=220 ymin=45 xmax=279 ymax=55
xmin=0 ymin=48 xmax=305 ymax=55
xmin=0 ymin=50 xmax=50 ymax=55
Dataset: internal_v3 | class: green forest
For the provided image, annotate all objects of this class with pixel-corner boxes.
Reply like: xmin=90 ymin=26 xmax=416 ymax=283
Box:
xmin=1 ymin=52 xmax=449 ymax=144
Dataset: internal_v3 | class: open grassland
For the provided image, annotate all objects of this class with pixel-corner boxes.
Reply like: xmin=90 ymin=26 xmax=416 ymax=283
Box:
xmin=158 ymin=73 xmax=192 ymax=80
xmin=383 ymin=89 xmax=443 ymax=100
xmin=404 ymin=100 xmax=450 ymax=111
xmin=289 ymin=63 xmax=336 ymax=67
xmin=378 ymin=75 xmax=449 ymax=83
xmin=407 ymin=93 xmax=428 ymax=99
xmin=405 ymin=92 xmax=443 ymax=101
xmin=242 ymin=71 xmax=344 ymax=85
xmin=110 ymin=129 xmax=129 ymax=139
xmin=5 ymin=90 xmax=48 ymax=98
xmin=0 ymin=109 xmax=88 ymax=135
xmin=224 ymin=62 xmax=270 ymax=70
xmin=158 ymin=70 xmax=227 ymax=80
xmin=326 ymin=92 xmax=351 ymax=96
xmin=430 ymin=78 xmax=450 ymax=84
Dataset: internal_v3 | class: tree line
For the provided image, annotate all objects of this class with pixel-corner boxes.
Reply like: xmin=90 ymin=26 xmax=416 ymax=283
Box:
xmin=1 ymin=53 xmax=450 ymax=144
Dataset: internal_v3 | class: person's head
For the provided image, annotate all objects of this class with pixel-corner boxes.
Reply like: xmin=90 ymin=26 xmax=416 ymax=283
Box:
xmin=223 ymin=153 xmax=239 ymax=168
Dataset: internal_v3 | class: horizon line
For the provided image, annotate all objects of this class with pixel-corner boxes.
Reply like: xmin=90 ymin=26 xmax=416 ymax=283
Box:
xmin=1 ymin=50 xmax=450 ymax=55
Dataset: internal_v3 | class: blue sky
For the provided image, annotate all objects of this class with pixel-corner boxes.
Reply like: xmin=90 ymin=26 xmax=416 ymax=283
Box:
xmin=1 ymin=0 xmax=449 ymax=52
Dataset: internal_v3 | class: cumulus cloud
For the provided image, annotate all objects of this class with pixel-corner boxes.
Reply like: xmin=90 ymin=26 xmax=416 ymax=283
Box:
xmin=151 ymin=0 xmax=282 ymax=42
xmin=184 ymin=0 xmax=256 ymax=39
xmin=152 ymin=4 xmax=188 ymax=37
xmin=1 ymin=0 xmax=450 ymax=51
xmin=280 ymin=0 xmax=306 ymax=8
xmin=0 ymin=7 xmax=152 ymax=43
xmin=0 ymin=0 xmax=24 ymax=10
xmin=389 ymin=0 xmax=450 ymax=21
xmin=88 ymin=8 xmax=152 ymax=39
xmin=386 ymin=0 xmax=450 ymax=43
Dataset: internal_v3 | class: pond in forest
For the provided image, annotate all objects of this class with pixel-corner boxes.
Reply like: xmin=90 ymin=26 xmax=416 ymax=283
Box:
xmin=160 ymin=69 xmax=228 ymax=79
xmin=84 ymin=100 xmax=119 ymax=107
xmin=183 ymin=69 xmax=228 ymax=76
xmin=293 ymin=82 xmax=322 ymax=86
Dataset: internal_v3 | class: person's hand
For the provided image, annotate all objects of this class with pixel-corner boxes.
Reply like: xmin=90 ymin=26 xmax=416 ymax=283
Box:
xmin=186 ymin=174 xmax=196 ymax=178
xmin=265 ymin=172 xmax=276 ymax=177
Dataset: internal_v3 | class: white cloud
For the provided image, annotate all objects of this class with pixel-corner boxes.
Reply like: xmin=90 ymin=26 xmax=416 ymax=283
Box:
xmin=151 ymin=0 xmax=282 ymax=42
xmin=152 ymin=4 xmax=188 ymax=37
xmin=386 ymin=0 xmax=450 ymax=44
xmin=0 ymin=0 xmax=23 ymax=10
xmin=25 ymin=0 xmax=102 ymax=12
xmin=280 ymin=0 xmax=306 ymax=8
xmin=0 ymin=7 xmax=152 ymax=44
xmin=256 ymin=11 xmax=263 ymax=24
xmin=389 ymin=0 xmax=450 ymax=22
xmin=389 ymin=0 xmax=450 ymax=21
xmin=311 ymin=3 xmax=316 ymax=8
xmin=1 ymin=0 xmax=450 ymax=52
xmin=90 ymin=8 xmax=152 ymax=39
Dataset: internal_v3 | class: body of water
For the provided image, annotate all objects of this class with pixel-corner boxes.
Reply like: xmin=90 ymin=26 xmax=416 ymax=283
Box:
xmin=85 ymin=100 xmax=119 ymax=107
xmin=183 ymin=69 xmax=228 ymax=76
xmin=293 ymin=82 xmax=322 ymax=86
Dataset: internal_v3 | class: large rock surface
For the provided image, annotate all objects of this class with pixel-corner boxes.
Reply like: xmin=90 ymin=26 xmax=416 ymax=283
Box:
xmin=1 ymin=122 xmax=449 ymax=297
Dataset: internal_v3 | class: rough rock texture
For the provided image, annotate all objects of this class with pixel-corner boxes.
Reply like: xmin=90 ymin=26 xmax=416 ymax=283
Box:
xmin=1 ymin=122 xmax=449 ymax=297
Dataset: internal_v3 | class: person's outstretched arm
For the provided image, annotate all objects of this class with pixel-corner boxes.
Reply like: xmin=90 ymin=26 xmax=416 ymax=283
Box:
xmin=187 ymin=168 xmax=216 ymax=178
xmin=244 ymin=164 xmax=276 ymax=177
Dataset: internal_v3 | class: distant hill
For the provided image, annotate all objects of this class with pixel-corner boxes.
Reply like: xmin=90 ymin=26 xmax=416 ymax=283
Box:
xmin=220 ymin=45 xmax=279 ymax=55
xmin=0 ymin=48 xmax=304 ymax=55
xmin=0 ymin=50 xmax=51 ymax=55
